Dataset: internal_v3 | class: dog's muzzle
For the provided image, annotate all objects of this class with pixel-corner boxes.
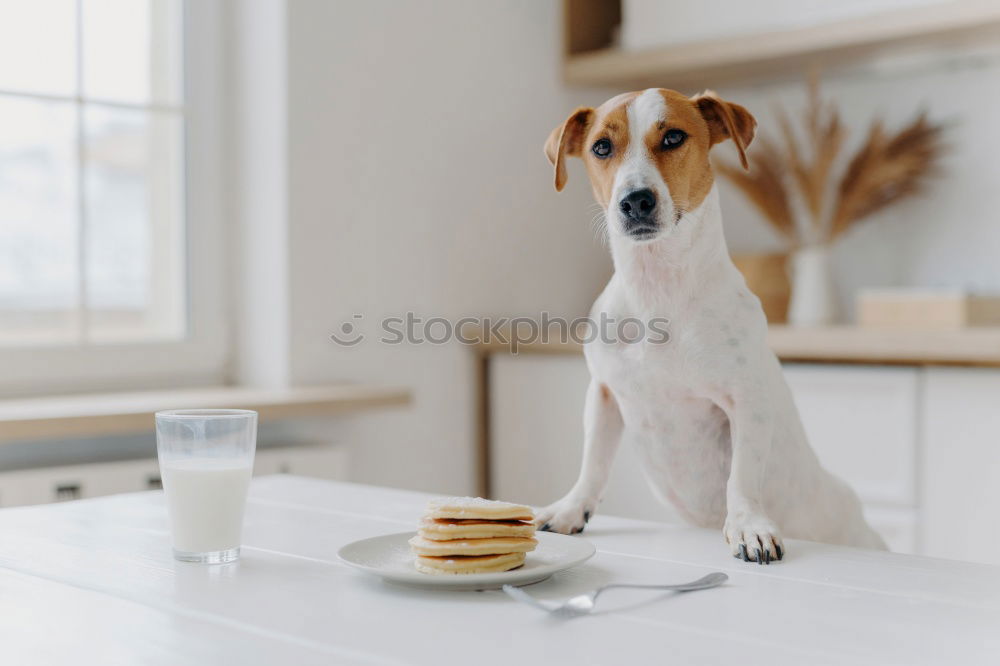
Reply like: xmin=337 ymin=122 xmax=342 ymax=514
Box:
xmin=618 ymin=188 xmax=659 ymax=238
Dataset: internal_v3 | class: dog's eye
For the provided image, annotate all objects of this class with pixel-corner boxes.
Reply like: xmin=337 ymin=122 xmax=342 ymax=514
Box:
xmin=662 ymin=129 xmax=687 ymax=149
xmin=591 ymin=138 xmax=613 ymax=159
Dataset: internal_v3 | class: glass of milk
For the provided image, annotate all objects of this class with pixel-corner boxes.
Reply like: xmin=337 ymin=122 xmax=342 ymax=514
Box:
xmin=155 ymin=409 xmax=257 ymax=564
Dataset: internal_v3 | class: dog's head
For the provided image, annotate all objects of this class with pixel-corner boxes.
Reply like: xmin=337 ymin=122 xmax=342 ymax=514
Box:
xmin=545 ymin=88 xmax=755 ymax=242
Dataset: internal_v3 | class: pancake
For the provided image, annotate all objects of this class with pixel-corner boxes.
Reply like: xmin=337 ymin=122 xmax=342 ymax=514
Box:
xmin=414 ymin=552 xmax=526 ymax=575
xmin=408 ymin=535 xmax=538 ymax=557
xmin=418 ymin=518 xmax=536 ymax=541
xmin=425 ymin=497 xmax=533 ymax=521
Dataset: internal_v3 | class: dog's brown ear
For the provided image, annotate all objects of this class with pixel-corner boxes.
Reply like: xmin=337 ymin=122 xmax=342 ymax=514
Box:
xmin=692 ymin=91 xmax=756 ymax=170
xmin=544 ymin=107 xmax=593 ymax=191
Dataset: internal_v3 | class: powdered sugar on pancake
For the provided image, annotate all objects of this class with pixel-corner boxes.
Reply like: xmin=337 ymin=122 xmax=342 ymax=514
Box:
xmin=425 ymin=496 xmax=534 ymax=521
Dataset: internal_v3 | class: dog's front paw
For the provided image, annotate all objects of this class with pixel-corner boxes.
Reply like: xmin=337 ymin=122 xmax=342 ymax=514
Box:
xmin=535 ymin=498 xmax=595 ymax=535
xmin=724 ymin=512 xmax=784 ymax=564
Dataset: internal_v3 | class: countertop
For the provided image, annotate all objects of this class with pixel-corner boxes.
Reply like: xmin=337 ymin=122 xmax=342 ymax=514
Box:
xmin=468 ymin=323 xmax=1000 ymax=366
xmin=0 ymin=476 xmax=997 ymax=664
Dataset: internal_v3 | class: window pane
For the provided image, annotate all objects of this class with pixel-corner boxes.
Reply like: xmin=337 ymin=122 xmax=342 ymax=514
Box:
xmin=82 ymin=0 xmax=183 ymax=105
xmin=83 ymin=106 xmax=184 ymax=343
xmin=0 ymin=96 xmax=80 ymax=345
xmin=0 ymin=0 xmax=77 ymax=96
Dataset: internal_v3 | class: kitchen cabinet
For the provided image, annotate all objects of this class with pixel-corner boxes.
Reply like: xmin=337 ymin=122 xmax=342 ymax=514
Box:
xmin=920 ymin=368 xmax=1000 ymax=562
xmin=0 ymin=444 xmax=348 ymax=508
xmin=491 ymin=356 xmax=998 ymax=563
xmin=783 ymin=365 xmax=919 ymax=553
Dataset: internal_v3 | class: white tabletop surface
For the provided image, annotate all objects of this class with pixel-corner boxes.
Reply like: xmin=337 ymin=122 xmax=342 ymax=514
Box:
xmin=0 ymin=476 xmax=997 ymax=665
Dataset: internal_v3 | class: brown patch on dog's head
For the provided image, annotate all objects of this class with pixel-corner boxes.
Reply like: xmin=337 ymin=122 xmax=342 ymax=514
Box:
xmin=545 ymin=89 xmax=756 ymax=238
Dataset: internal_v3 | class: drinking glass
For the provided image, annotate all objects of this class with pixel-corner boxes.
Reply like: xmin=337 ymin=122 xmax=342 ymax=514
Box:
xmin=154 ymin=409 xmax=257 ymax=563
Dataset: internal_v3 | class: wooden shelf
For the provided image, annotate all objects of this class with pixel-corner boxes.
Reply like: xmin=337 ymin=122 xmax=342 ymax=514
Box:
xmin=0 ymin=384 xmax=411 ymax=444
xmin=563 ymin=1 xmax=1000 ymax=90
xmin=468 ymin=323 xmax=1000 ymax=367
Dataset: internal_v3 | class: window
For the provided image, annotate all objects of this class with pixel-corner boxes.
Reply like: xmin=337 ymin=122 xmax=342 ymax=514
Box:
xmin=0 ymin=0 xmax=227 ymax=395
xmin=0 ymin=0 xmax=184 ymax=345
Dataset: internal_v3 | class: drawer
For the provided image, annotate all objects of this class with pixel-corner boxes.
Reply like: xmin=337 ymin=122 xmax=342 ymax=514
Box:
xmin=255 ymin=445 xmax=349 ymax=481
xmin=0 ymin=459 xmax=159 ymax=507
xmin=782 ymin=364 xmax=918 ymax=507
xmin=0 ymin=445 xmax=349 ymax=508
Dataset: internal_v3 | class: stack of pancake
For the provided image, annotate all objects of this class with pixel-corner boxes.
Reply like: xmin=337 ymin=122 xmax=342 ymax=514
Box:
xmin=410 ymin=497 xmax=537 ymax=574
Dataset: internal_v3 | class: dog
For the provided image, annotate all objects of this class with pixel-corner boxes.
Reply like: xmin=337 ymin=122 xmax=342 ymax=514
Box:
xmin=534 ymin=89 xmax=886 ymax=563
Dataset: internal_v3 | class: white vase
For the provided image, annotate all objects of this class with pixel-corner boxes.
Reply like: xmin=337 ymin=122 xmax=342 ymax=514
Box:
xmin=787 ymin=245 xmax=837 ymax=327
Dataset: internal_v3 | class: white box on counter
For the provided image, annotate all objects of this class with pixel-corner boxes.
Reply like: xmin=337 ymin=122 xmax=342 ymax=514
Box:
xmin=857 ymin=288 xmax=1000 ymax=329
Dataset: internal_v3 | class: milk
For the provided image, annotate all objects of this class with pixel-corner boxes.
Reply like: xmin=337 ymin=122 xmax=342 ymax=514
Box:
xmin=161 ymin=458 xmax=252 ymax=554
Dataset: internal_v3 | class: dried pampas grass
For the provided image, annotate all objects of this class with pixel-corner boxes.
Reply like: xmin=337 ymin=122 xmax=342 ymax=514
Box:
xmin=829 ymin=113 xmax=943 ymax=241
xmin=716 ymin=137 xmax=796 ymax=244
xmin=719 ymin=76 xmax=945 ymax=247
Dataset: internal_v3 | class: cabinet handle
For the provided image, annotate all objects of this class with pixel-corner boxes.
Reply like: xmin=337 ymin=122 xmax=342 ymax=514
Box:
xmin=55 ymin=483 xmax=82 ymax=501
xmin=146 ymin=475 xmax=162 ymax=490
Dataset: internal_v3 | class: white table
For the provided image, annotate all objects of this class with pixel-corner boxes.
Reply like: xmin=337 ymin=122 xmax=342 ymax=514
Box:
xmin=0 ymin=476 xmax=997 ymax=665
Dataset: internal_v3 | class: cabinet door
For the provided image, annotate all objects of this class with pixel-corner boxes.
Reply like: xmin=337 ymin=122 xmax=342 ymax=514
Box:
xmin=490 ymin=355 xmax=677 ymax=523
xmin=256 ymin=445 xmax=349 ymax=481
xmin=490 ymin=356 xmax=922 ymax=541
xmin=80 ymin=459 xmax=162 ymax=497
xmin=0 ymin=470 xmax=50 ymax=507
xmin=782 ymin=364 xmax=918 ymax=507
xmin=921 ymin=368 xmax=1000 ymax=565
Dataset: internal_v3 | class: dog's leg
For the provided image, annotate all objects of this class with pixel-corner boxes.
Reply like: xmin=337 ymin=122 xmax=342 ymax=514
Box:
xmin=536 ymin=381 xmax=623 ymax=535
xmin=718 ymin=391 xmax=785 ymax=564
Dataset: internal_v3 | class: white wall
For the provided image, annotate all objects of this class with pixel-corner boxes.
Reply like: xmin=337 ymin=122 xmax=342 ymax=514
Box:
xmin=230 ymin=1 xmax=1000 ymax=496
xmin=280 ymin=0 xmax=614 ymax=494
xmin=229 ymin=0 xmax=291 ymax=388
xmin=714 ymin=50 xmax=1000 ymax=319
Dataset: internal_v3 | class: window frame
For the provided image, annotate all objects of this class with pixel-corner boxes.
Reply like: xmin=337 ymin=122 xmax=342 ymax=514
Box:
xmin=0 ymin=0 xmax=230 ymax=398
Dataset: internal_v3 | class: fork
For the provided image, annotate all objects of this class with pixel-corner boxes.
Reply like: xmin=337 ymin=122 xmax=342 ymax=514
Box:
xmin=502 ymin=572 xmax=728 ymax=618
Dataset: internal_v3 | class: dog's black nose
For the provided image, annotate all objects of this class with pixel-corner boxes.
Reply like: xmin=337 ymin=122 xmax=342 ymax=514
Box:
xmin=619 ymin=188 xmax=657 ymax=223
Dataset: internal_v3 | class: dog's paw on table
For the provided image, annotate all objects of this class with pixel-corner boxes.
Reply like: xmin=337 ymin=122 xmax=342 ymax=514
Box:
xmin=724 ymin=514 xmax=784 ymax=564
xmin=535 ymin=499 xmax=595 ymax=535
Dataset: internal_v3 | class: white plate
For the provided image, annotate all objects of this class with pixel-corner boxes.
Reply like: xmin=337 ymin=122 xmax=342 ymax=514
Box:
xmin=338 ymin=531 xmax=596 ymax=591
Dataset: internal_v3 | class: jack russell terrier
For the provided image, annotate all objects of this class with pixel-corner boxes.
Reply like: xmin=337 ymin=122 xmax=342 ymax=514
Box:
xmin=535 ymin=88 xmax=886 ymax=563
